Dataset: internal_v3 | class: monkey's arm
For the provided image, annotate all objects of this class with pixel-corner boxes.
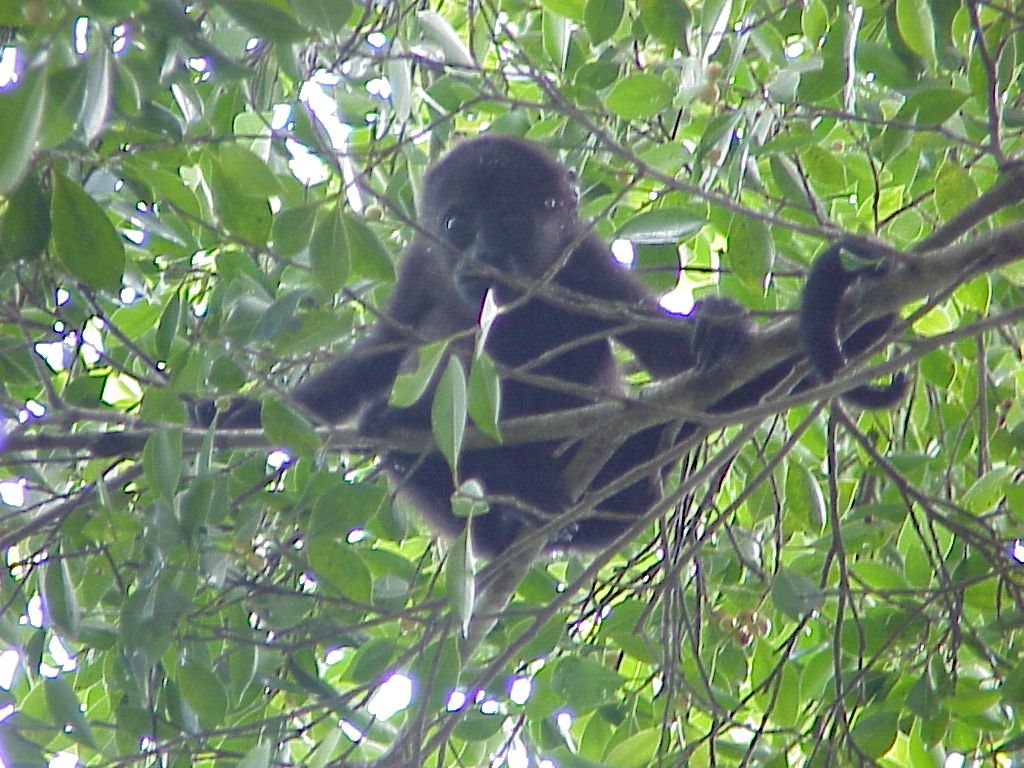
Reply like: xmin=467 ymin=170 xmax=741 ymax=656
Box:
xmin=200 ymin=247 xmax=458 ymax=428
xmin=189 ymin=321 xmax=409 ymax=429
xmin=288 ymin=326 xmax=407 ymax=423
xmin=567 ymin=249 xmax=751 ymax=376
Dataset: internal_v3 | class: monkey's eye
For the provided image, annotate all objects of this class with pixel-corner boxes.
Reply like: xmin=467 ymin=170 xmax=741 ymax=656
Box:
xmin=443 ymin=209 xmax=475 ymax=250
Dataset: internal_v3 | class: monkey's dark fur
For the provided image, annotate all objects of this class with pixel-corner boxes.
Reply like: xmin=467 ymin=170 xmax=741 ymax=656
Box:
xmin=193 ymin=136 xmax=901 ymax=557
xmin=799 ymin=241 xmax=906 ymax=409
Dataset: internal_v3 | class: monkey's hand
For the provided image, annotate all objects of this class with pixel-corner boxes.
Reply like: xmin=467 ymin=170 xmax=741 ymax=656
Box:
xmin=357 ymin=397 xmax=428 ymax=440
xmin=191 ymin=396 xmax=262 ymax=428
xmin=690 ymin=296 xmax=754 ymax=370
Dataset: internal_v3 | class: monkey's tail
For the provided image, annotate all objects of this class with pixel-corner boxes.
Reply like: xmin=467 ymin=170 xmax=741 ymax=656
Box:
xmin=800 ymin=242 xmax=906 ymax=409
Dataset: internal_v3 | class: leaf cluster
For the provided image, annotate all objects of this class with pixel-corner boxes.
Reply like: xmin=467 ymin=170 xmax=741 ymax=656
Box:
xmin=1 ymin=2 xmax=1023 ymax=767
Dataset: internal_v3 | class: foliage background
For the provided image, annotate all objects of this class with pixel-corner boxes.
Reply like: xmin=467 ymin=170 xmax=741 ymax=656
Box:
xmin=1 ymin=1 xmax=1023 ymax=766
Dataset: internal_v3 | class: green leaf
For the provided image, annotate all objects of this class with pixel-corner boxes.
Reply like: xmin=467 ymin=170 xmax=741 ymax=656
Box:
xmin=179 ymin=659 xmax=230 ymax=727
xmin=954 ymin=274 xmax=991 ymax=314
xmin=604 ymin=727 xmax=661 ymax=768
xmin=634 ymin=243 xmax=680 ymax=293
xmin=180 ymin=475 xmax=227 ymax=538
xmin=800 ymin=145 xmax=847 ymax=191
xmin=291 ymin=0 xmax=353 ymax=32
xmin=543 ymin=9 xmax=570 ymax=70
xmin=288 ymin=651 xmax=339 ymax=700
xmin=0 ymin=175 xmax=51 ymax=263
xmin=467 ymin=351 xmax=502 ymax=441
xmin=216 ymin=141 xmax=275 ymax=195
xmin=895 ymin=0 xmax=936 ymax=61
xmin=618 ymin=208 xmax=705 ymax=244
xmin=935 ymin=161 xmax=979 ymax=222
xmin=802 ymin=0 xmax=828 ymax=44
xmin=920 ymin=706 xmax=950 ymax=749
xmin=774 ymin=665 xmax=801 ymax=728
xmin=961 ymin=466 xmax=1015 ymax=514
xmin=605 ymin=74 xmax=673 ymax=119
xmin=238 ymin=743 xmax=272 ymax=768
xmin=143 ymin=384 xmax=189 ymax=424
xmin=391 ymin=340 xmax=448 ymax=407
xmin=262 ymin=397 xmax=322 ymax=457
xmin=42 ymin=553 xmax=81 ymax=640
xmin=756 ymin=128 xmax=815 ymax=155
xmin=850 ymin=561 xmax=910 ymax=591
xmin=452 ymin=711 xmax=504 ymax=742
xmin=63 ymin=376 xmax=105 ymax=408
xmin=907 ymin=666 xmax=939 ymax=719
xmin=638 ymin=0 xmax=691 ymax=50
xmin=0 ymin=720 xmax=46 ymax=767
xmin=431 ymin=356 xmax=467 ymax=475
xmin=308 ymin=541 xmax=373 ymax=602
xmin=155 ymin=291 xmax=182 ymax=360
xmin=700 ymin=0 xmax=732 ymax=59
xmin=272 ymin=203 xmax=318 ymax=255
xmin=344 ymin=211 xmax=394 ymax=280
xmin=252 ymin=290 xmax=305 ymax=343
xmin=310 ymin=205 xmax=350 ymax=293
xmin=0 ymin=67 xmax=46 ymax=194
xmin=79 ymin=46 xmax=114 ymax=143
xmin=900 ymin=88 xmax=969 ymax=126
xmin=584 ymin=0 xmax=623 ymax=44
xmin=540 ymin=0 xmax=585 ymax=22
xmin=416 ymin=11 xmax=473 ymax=67
xmin=108 ymin=303 xmax=163 ymax=346
xmin=695 ymin=109 xmax=742 ymax=167
xmin=783 ymin=463 xmax=825 ymax=534
xmin=217 ymin=0 xmax=308 ymax=42
xmin=446 ymin=524 xmax=476 ymax=637
xmin=942 ymin=686 xmax=1001 ymax=715
xmin=858 ymin=41 xmax=918 ymax=89
xmin=50 ymin=171 xmax=125 ymax=292
xmin=122 ymin=157 xmax=200 ymax=219
xmin=219 ymin=290 xmax=272 ymax=344
xmin=309 ymin=482 xmax=386 ymax=539
xmin=909 ymin=719 xmax=946 ymax=768
xmin=550 ymin=657 xmax=622 ymax=712
xmin=910 ymin=302 xmax=955 ymax=336
xmin=727 ymin=215 xmax=773 ymax=293
xmin=877 ymin=121 xmax=913 ymax=163
xmin=348 ymin=638 xmax=398 ymax=684
xmin=769 ymin=154 xmax=816 ymax=210
xmin=771 ymin=568 xmax=824 ymax=619
xmin=452 ymin=480 xmax=489 ymax=520
xmin=207 ymin=150 xmax=273 ymax=244
xmin=307 ymin=727 xmax=344 ymax=768
xmin=387 ymin=44 xmax=412 ymax=122
xmin=850 ymin=710 xmax=898 ymax=759
xmin=143 ymin=428 xmax=183 ymax=502
xmin=798 ymin=19 xmax=848 ymax=102
xmin=44 ymin=677 xmax=97 ymax=749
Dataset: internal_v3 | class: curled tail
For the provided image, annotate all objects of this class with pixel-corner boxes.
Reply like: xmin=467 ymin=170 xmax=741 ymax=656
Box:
xmin=800 ymin=242 xmax=906 ymax=409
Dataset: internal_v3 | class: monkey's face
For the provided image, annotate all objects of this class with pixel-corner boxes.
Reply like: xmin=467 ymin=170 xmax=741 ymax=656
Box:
xmin=419 ymin=136 xmax=580 ymax=307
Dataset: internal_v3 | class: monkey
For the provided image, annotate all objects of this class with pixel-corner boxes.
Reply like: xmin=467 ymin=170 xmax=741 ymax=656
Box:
xmin=194 ymin=135 xmax=784 ymax=559
xmin=799 ymin=239 xmax=907 ymax=409
xmin=132 ymin=136 xmax=905 ymax=559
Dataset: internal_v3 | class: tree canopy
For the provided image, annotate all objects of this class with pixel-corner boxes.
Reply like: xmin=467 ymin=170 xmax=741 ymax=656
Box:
xmin=1 ymin=1 xmax=1023 ymax=767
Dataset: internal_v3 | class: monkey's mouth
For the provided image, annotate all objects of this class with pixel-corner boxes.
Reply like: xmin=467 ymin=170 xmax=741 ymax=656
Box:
xmin=454 ymin=269 xmax=496 ymax=304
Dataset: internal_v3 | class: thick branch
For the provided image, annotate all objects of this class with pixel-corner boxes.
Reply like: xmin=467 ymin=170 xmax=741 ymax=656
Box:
xmin=556 ymin=222 xmax=1024 ymax=493
xmin=650 ymin=220 xmax=1024 ymax=413
xmin=5 ymin=224 xmax=1021 ymax=469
